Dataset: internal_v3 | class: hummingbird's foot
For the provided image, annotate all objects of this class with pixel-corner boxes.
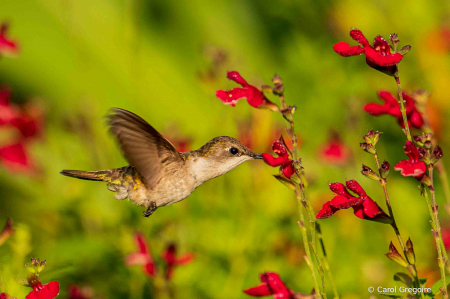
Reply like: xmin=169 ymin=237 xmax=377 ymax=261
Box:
xmin=143 ymin=201 xmax=157 ymax=217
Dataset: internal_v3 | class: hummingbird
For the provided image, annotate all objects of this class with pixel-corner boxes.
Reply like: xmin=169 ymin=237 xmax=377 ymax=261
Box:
xmin=61 ymin=108 xmax=262 ymax=217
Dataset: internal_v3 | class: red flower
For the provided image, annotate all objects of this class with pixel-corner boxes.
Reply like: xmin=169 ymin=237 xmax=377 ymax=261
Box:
xmin=161 ymin=244 xmax=194 ymax=279
xmin=0 ymin=89 xmax=42 ymax=172
xmin=319 ymin=133 xmax=350 ymax=165
xmin=243 ymin=272 xmax=295 ymax=298
xmin=394 ymin=141 xmax=427 ymax=178
xmin=26 ymin=281 xmax=60 ymax=299
xmin=0 ymin=24 xmax=19 ymax=56
xmin=216 ymin=72 xmax=278 ymax=110
xmin=364 ymin=90 xmax=424 ymax=129
xmin=125 ymin=232 xmax=157 ymax=277
xmin=262 ymin=137 xmax=295 ymax=178
xmin=316 ymin=180 xmax=392 ymax=224
xmin=333 ymin=29 xmax=403 ymax=74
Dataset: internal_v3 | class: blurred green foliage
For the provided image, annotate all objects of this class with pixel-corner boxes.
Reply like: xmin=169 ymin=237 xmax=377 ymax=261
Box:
xmin=1 ymin=0 xmax=450 ymax=298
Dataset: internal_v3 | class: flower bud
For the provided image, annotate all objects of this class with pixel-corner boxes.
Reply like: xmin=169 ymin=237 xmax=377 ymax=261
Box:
xmin=420 ymin=174 xmax=432 ymax=187
xmin=361 ymin=165 xmax=380 ymax=181
xmin=272 ymin=84 xmax=284 ymax=96
xmin=405 ymin=238 xmax=415 ymax=264
xmin=414 ymin=133 xmax=432 ymax=146
xmin=360 ymin=143 xmax=376 ymax=155
xmin=363 ymin=130 xmax=381 ymax=146
xmin=281 ymin=106 xmax=296 ymax=122
xmin=399 ymin=45 xmax=411 ymax=55
xmin=434 ymin=146 xmax=443 ymax=160
xmin=272 ymin=74 xmax=283 ymax=85
xmin=380 ymin=161 xmax=390 ymax=179
xmin=273 ymin=174 xmax=296 ymax=190
xmin=386 ymin=242 xmax=408 ymax=267
xmin=261 ymin=85 xmax=273 ymax=94
xmin=390 ymin=33 xmax=399 ymax=45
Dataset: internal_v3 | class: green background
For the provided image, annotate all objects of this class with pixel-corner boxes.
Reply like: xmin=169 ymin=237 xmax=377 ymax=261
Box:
xmin=1 ymin=0 xmax=450 ymax=298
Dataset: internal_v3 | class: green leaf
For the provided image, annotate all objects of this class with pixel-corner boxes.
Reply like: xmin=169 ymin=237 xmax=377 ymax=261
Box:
xmin=430 ymin=276 xmax=450 ymax=297
xmin=394 ymin=272 xmax=413 ymax=287
xmin=273 ymin=174 xmax=296 ymax=190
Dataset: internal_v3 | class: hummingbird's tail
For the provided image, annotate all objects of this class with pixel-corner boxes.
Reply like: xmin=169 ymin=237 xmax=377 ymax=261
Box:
xmin=60 ymin=169 xmax=111 ymax=181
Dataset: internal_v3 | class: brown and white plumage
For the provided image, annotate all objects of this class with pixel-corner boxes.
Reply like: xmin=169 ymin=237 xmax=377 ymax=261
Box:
xmin=61 ymin=108 xmax=262 ymax=217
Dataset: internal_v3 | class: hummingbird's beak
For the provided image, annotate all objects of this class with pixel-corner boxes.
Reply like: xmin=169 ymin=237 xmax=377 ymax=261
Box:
xmin=252 ymin=153 xmax=263 ymax=159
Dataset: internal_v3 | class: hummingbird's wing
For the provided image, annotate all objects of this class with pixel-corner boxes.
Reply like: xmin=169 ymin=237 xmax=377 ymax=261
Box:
xmin=108 ymin=108 xmax=183 ymax=190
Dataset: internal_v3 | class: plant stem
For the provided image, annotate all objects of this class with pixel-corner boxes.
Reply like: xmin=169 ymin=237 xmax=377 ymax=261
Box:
xmin=436 ymin=161 xmax=450 ymax=214
xmin=423 ymin=183 xmax=448 ymax=298
xmin=317 ymin=224 xmax=340 ymax=299
xmin=429 ymin=165 xmax=450 ymax=272
xmin=373 ymin=153 xmax=424 ymax=299
xmin=393 ymin=70 xmax=412 ymax=141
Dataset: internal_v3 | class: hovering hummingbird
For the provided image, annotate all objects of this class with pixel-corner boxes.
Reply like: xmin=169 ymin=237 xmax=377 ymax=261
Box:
xmin=61 ymin=108 xmax=262 ymax=217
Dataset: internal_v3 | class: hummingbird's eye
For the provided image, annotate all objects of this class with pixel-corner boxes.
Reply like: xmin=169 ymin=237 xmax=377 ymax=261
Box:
xmin=229 ymin=147 xmax=239 ymax=155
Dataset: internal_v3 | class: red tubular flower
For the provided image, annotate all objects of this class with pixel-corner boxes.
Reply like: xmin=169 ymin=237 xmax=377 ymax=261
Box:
xmin=216 ymin=71 xmax=278 ymax=111
xmin=316 ymin=180 xmax=392 ymax=224
xmin=0 ymin=24 xmax=19 ymax=56
xmin=243 ymin=272 xmax=295 ymax=298
xmin=262 ymin=137 xmax=295 ymax=178
xmin=161 ymin=244 xmax=194 ymax=279
xmin=364 ymin=90 xmax=424 ymax=129
xmin=0 ymin=89 xmax=42 ymax=172
xmin=333 ymin=29 xmax=404 ymax=75
xmin=26 ymin=281 xmax=60 ymax=299
xmin=319 ymin=133 xmax=350 ymax=165
xmin=394 ymin=141 xmax=427 ymax=178
xmin=125 ymin=232 xmax=157 ymax=277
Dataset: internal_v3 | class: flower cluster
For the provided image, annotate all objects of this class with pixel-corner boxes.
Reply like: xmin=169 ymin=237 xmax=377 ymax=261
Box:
xmin=216 ymin=71 xmax=279 ymax=111
xmin=333 ymin=29 xmax=409 ymax=75
xmin=262 ymin=137 xmax=295 ymax=179
xmin=0 ymin=89 xmax=42 ymax=172
xmin=364 ymin=90 xmax=424 ymax=129
xmin=316 ymin=180 xmax=392 ymax=224
xmin=125 ymin=232 xmax=194 ymax=279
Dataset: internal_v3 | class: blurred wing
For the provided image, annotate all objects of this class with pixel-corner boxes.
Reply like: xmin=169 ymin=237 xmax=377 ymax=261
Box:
xmin=108 ymin=108 xmax=183 ymax=189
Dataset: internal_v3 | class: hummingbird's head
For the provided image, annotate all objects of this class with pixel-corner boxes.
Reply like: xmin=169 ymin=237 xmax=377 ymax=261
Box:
xmin=192 ymin=136 xmax=262 ymax=182
xmin=199 ymin=136 xmax=262 ymax=162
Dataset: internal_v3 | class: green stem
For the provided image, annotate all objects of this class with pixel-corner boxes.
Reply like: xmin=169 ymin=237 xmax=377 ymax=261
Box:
xmin=394 ymin=70 xmax=412 ymax=142
xmin=436 ymin=161 xmax=450 ymax=215
xmin=423 ymin=183 xmax=448 ymax=298
xmin=317 ymin=224 xmax=340 ymax=299
xmin=429 ymin=165 xmax=450 ymax=272
xmin=373 ymin=153 xmax=424 ymax=299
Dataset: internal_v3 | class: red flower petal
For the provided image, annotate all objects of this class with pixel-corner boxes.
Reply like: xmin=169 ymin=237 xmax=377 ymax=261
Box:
xmin=281 ymin=162 xmax=295 ymax=178
xmin=332 ymin=42 xmax=364 ymax=57
xmin=316 ymin=201 xmax=339 ymax=219
xmin=330 ymin=195 xmax=361 ymax=209
xmin=328 ymin=182 xmax=353 ymax=198
xmin=243 ymin=283 xmax=272 ymax=297
xmin=260 ymin=272 xmax=294 ymax=297
xmin=126 ymin=233 xmax=157 ymax=277
xmin=350 ymin=29 xmax=370 ymax=47
xmin=409 ymin=110 xmax=424 ymax=129
xmin=364 ymin=47 xmax=403 ymax=66
xmin=26 ymin=281 xmax=60 ymax=299
xmin=363 ymin=103 xmax=391 ymax=116
xmin=227 ymin=71 xmax=248 ymax=86
xmin=176 ymin=253 xmax=194 ymax=265
xmin=0 ymin=143 xmax=29 ymax=169
xmin=216 ymin=88 xmax=248 ymax=107
xmin=394 ymin=160 xmax=426 ymax=178
xmin=404 ymin=141 xmax=420 ymax=162
xmin=262 ymin=153 xmax=290 ymax=167
xmin=345 ymin=180 xmax=367 ymax=197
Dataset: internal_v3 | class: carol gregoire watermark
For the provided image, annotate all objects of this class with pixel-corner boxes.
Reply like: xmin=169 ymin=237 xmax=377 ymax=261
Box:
xmin=368 ymin=286 xmax=432 ymax=295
